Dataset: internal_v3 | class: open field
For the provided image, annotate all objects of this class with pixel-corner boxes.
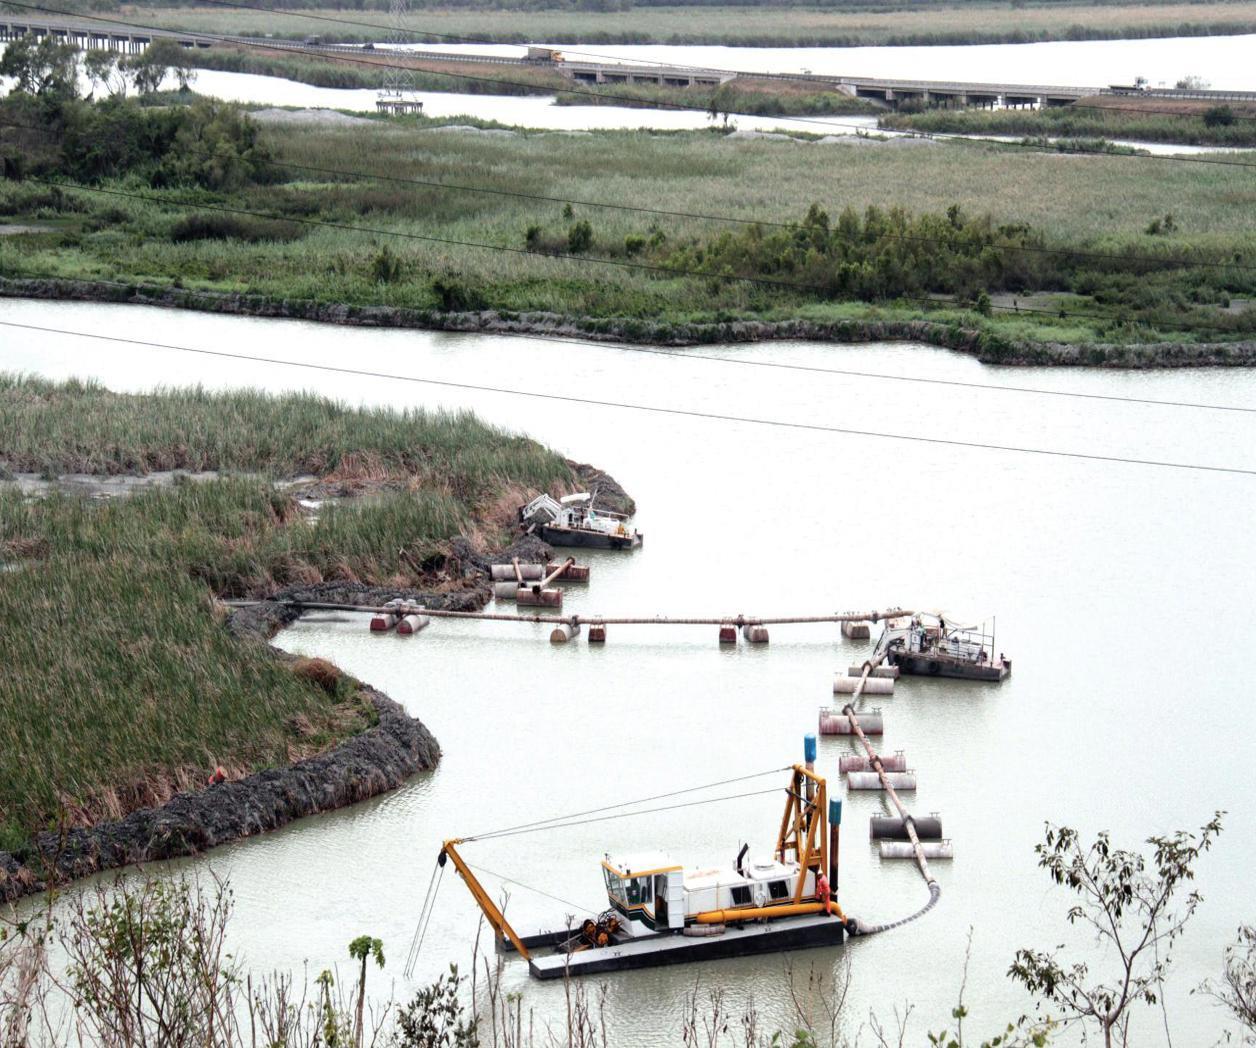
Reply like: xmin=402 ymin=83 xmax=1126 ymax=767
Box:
xmin=103 ymin=1 xmax=1256 ymax=47
xmin=0 ymin=375 xmax=571 ymax=850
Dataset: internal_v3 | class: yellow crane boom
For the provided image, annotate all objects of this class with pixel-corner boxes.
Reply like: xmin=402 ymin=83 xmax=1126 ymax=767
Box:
xmin=440 ymin=840 xmax=532 ymax=961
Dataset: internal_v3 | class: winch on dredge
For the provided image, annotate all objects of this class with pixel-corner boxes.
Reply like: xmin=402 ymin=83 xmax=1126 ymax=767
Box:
xmin=429 ymin=763 xmax=855 ymax=979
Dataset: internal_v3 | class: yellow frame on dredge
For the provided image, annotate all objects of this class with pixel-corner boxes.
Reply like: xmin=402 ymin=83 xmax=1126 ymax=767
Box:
xmin=438 ymin=765 xmax=843 ymax=958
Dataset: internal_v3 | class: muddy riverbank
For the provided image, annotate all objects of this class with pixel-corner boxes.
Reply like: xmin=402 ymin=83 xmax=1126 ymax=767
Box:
xmin=5 ymin=276 xmax=1253 ymax=369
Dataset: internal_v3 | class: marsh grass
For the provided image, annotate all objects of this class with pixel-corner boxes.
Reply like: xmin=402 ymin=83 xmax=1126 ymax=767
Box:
xmin=883 ymin=103 xmax=1256 ymax=148
xmin=107 ymin=1 xmax=1256 ymax=47
xmin=0 ymin=377 xmax=572 ymax=846
xmin=6 ymin=114 xmax=1256 ymax=344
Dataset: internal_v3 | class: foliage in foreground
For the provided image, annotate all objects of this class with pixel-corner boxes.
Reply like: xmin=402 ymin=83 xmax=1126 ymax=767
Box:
xmin=1010 ymin=814 xmax=1224 ymax=1047
xmin=5 ymin=815 xmax=1249 ymax=1046
xmin=0 ymin=378 xmax=571 ymax=846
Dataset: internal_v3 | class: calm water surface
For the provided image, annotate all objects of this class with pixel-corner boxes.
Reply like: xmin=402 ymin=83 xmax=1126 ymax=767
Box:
xmin=413 ymin=34 xmax=1256 ymax=91
xmin=3 ymin=298 xmax=1255 ymax=1045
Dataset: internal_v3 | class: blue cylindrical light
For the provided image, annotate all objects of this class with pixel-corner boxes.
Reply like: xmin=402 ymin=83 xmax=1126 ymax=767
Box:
xmin=804 ymin=733 xmax=817 ymax=764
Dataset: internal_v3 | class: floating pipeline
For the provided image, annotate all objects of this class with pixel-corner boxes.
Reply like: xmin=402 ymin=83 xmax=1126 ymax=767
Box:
xmin=5 ymin=276 xmax=1254 ymax=370
xmin=0 ymin=687 xmax=439 ymax=905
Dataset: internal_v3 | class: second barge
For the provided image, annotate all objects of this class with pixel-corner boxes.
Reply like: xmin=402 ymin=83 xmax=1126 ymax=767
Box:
xmin=435 ymin=763 xmax=854 ymax=978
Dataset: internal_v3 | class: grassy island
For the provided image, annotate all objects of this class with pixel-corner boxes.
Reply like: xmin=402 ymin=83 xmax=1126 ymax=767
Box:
xmin=0 ymin=376 xmax=571 ymax=854
xmin=2 ymin=86 xmax=1255 ymax=355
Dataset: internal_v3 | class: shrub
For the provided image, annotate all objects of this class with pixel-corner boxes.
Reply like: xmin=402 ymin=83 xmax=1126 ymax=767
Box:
xmin=371 ymin=244 xmax=404 ymax=283
xmin=567 ymin=219 xmax=594 ymax=254
xmin=1204 ymin=105 xmax=1235 ymax=128
xmin=170 ymin=212 xmax=301 ymax=243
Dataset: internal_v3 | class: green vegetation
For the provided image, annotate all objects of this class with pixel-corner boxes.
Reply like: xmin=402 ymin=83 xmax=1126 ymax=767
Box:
xmin=63 ymin=0 xmax=1256 ymax=48
xmin=882 ymin=100 xmax=1256 ymax=149
xmin=0 ymin=376 xmax=572 ymax=849
xmin=5 ymin=87 xmax=1256 ymax=348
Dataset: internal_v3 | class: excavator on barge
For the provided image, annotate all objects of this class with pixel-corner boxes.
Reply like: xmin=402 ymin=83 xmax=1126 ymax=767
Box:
xmin=434 ymin=763 xmax=856 ymax=979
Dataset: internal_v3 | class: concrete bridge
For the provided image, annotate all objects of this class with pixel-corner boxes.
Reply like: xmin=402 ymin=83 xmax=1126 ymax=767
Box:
xmin=7 ymin=15 xmax=1256 ymax=110
xmin=0 ymin=14 xmax=211 ymax=54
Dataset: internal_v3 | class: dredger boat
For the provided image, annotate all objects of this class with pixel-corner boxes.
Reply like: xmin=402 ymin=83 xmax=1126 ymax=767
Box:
xmin=437 ymin=762 xmax=854 ymax=978
xmin=518 ymin=492 xmax=642 ymax=550
xmin=874 ymin=613 xmax=1011 ymax=681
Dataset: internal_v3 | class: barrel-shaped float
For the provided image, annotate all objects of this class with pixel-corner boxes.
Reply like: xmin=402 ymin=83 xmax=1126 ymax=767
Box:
xmin=834 ymin=676 xmax=894 ymax=696
xmin=841 ymin=620 xmax=871 ymax=640
xmin=846 ymin=665 xmax=899 ymax=679
xmin=588 ymin=624 xmax=607 ymax=644
xmin=493 ymin=581 xmax=520 ymax=601
xmin=846 ymin=771 xmax=917 ymax=791
xmin=869 ymin=815 xmax=943 ymax=841
xmin=549 ymin=622 xmax=580 ymax=644
xmin=879 ymin=840 xmax=953 ymax=860
xmin=718 ymin=624 xmax=737 ymax=645
xmin=839 ymin=753 xmax=907 ymax=774
xmin=397 ymin=612 xmax=430 ymax=635
xmin=490 ymin=564 xmax=544 ymax=581
xmin=818 ymin=710 xmax=883 ymax=735
xmin=742 ymin=624 xmax=769 ymax=645
xmin=369 ymin=599 xmax=404 ymax=632
xmin=546 ymin=562 xmax=590 ymax=582
xmin=517 ymin=587 xmax=562 ymax=608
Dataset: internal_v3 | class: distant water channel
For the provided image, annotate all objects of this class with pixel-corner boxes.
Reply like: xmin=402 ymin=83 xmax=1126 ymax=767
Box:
xmin=6 ymin=297 xmax=1256 ymax=1045
xmin=407 ymin=34 xmax=1256 ymax=92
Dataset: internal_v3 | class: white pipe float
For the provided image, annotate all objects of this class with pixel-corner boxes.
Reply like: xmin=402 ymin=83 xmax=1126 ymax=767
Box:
xmin=869 ymin=814 xmax=944 ymax=841
xmin=397 ymin=611 xmax=430 ymax=635
xmin=493 ymin=581 xmax=520 ymax=601
xmin=846 ymin=771 xmax=917 ymax=792
xmin=839 ymin=752 xmax=907 ymax=774
xmin=879 ymin=840 xmax=953 ymax=861
xmin=517 ymin=587 xmax=562 ymax=608
xmin=834 ymin=676 xmax=894 ymax=696
xmin=841 ymin=620 xmax=872 ymax=639
xmin=742 ymin=624 xmax=769 ymax=644
xmin=369 ymin=598 xmax=404 ymax=632
xmin=818 ymin=710 xmax=883 ymax=735
xmin=546 ymin=561 xmax=590 ymax=582
xmin=846 ymin=665 xmax=899 ymax=679
xmin=549 ymin=622 xmax=581 ymax=644
xmin=490 ymin=563 xmax=544 ymax=582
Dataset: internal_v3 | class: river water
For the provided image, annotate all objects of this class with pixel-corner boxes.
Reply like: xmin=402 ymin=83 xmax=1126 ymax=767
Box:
xmin=4 ymin=297 xmax=1255 ymax=1045
xmin=411 ymin=34 xmax=1256 ymax=92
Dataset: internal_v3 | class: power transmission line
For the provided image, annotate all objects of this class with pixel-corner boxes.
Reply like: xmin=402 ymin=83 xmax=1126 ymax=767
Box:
xmin=10 ymin=0 xmax=1256 ymax=170
xmin=3 ymin=319 xmax=1253 ymax=476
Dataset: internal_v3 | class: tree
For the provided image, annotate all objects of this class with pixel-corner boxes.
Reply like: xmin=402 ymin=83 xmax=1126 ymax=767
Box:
xmin=395 ymin=964 xmax=479 ymax=1048
xmin=1200 ymin=924 xmax=1256 ymax=1042
xmin=348 ymin=934 xmax=385 ymax=1048
xmin=83 ymin=49 xmax=125 ymax=100
xmin=567 ymin=219 xmax=594 ymax=254
xmin=123 ymin=37 xmax=196 ymax=95
xmin=0 ymin=36 xmax=79 ymax=99
xmin=1010 ymin=814 xmax=1223 ymax=1048
xmin=1204 ymin=106 xmax=1235 ymax=128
